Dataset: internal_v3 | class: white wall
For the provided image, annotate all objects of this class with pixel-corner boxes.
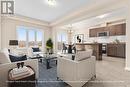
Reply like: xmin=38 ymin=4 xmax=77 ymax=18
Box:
xmin=0 ymin=2 xmax=1 ymax=50
xmin=126 ymin=0 xmax=130 ymax=71
xmin=0 ymin=1 xmax=1 ymax=50
xmin=1 ymin=16 xmax=51 ymax=49
xmin=0 ymin=15 xmax=1 ymax=50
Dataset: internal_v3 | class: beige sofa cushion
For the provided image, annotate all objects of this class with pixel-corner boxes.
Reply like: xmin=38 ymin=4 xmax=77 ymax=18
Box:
xmin=75 ymin=49 xmax=93 ymax=61
xmin=0 ymin=52 xmax=11 ymax=64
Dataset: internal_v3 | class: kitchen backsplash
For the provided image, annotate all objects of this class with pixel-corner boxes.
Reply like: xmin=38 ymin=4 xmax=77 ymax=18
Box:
xmin=84 ymin=35 xmax=126 ymax=43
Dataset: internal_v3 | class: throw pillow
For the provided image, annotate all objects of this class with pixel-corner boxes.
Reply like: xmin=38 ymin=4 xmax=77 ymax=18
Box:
xmin=32 ymin=47 xmax=40 ymax=52
xmin=9 ymin=55 xmax=27 ymax=62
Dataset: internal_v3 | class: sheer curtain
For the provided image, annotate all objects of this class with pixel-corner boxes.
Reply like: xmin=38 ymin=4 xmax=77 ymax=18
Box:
xmin=57 ymin=31 xmax=68 ymax=50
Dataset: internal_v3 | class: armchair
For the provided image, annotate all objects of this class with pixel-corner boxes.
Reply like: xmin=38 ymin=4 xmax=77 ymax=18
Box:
xmin=27 ymin=47 xmax=43 ymax=58
xmin=0 ymin=48 xmax=39 ymax=87
xmin=57 ymin=50 xmax=96 ymax=87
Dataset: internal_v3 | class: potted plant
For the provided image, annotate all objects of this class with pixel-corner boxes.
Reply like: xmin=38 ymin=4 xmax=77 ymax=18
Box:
xmin=46 ymin=38 xmax=53 ymax=54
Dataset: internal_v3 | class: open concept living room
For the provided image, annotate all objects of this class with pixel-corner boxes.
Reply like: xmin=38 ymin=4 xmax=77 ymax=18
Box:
xmin=0 ymin=0 xmax=130 ymax=87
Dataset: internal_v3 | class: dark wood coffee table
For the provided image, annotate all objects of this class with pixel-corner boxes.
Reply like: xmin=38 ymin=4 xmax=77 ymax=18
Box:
xmin=30 ymin=53 xmax=57 ymax=69
xmin=44 ymin=56 xmax=57 ymax=69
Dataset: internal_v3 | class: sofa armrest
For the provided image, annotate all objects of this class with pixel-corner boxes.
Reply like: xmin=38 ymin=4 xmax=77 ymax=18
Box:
xmin=0 ymin=59 xmax=39 ymax=87
xmin=58 ymin=57 xmax=78 ymax=63
xmin=57 ymin=57 xmax=78 ymax=81
xmin=77 ymin=56 xmax=96 ymax=81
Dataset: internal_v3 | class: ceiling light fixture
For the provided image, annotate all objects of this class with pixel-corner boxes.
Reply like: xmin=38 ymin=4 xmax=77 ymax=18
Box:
xmin=97 ymin=14 xmax=108 ymax=19
xmin=67 ymin=24 xmax=74 ymax=34
xmin=47 ymin=0 xmax=56 ymax=6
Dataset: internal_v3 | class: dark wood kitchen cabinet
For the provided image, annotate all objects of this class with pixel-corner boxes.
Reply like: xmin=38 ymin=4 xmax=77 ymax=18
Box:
xmin=116 ymin=44 xmax=125 ymax=57
xmin=107 ymin=44 xmax=117 ymax=56
xmin=109 ymin=23 xmax=126 ymax=36
xmin=89 ymin=27 xmax=106 ymax=37
xmin=107 ymin=43 xmax=125 ymax=58
xmin=89 ymin=23 xmax=126 ymax=37
xmin=89 ymin=29 xmax=97 ymax=37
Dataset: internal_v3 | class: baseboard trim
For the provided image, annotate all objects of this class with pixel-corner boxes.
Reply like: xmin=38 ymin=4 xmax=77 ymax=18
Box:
xmin=125 ymin=67 xmax=130 ymax=71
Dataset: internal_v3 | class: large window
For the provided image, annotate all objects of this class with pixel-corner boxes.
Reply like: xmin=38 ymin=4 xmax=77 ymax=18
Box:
xmin=57 ymin=31 xmax=68 ymax=43
xmin=36 ymin=31 xmax=43 ymax=47
xmin=17 ymin=28 xmax=27 ymax=47
xmin=28 ymin=30 xmax=35 ymax=47
xmin=57 ymin=31 xmax=68 ymax=50
xmin=17 ymin=26 xmax=44 ymax=48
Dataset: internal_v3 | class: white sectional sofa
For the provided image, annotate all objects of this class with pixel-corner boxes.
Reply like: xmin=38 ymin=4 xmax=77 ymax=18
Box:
xmin=57 ymin=50 xmax=96 ymax=87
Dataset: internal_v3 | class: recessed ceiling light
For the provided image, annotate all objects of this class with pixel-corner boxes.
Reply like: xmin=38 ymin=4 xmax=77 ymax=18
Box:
xmin=46 ymin=0 xmax=57 ymax=6
xmin=97 ymin=14 xmax=108 ymax=18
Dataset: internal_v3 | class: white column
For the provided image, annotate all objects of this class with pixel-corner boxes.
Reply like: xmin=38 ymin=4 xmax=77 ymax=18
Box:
xmin=0 ymin=21 xmax=1 ymax=50
xmin=0 ymin=0 xmax=1 ymax=50
xmin=52 ymin=28 xmax=57 ymax=53
xmin=126 ymin=0 xmax=130 ymax=71
xmin=0 ymin=9 xmax=1 ymax=50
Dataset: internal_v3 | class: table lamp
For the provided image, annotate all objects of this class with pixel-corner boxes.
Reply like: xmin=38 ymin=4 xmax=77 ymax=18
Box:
xmin=9 ymin=40 xmax=18 ymax=52
xmin=9 ymin=40 xmax=18 ymax=46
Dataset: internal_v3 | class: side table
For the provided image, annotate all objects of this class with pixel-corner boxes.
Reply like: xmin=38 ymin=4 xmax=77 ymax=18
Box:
xmin=8 ymin=66 xmax=36 ymax=87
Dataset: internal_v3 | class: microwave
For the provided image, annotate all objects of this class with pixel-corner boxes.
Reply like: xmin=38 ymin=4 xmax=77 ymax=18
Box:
xmin=98 ymin=31 xmax=109 ymax=37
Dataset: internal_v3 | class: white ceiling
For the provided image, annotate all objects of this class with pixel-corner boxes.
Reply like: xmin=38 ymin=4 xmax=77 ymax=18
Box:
xmin=14 ymin=0 xmax=122 ymax=23
xmin=75 ymin=8 xmax=127 ymax=28
xmin=15 ymin=0 xmax=96 ymax=22
xmin=62 ymin=8 xmax=127 ymax=30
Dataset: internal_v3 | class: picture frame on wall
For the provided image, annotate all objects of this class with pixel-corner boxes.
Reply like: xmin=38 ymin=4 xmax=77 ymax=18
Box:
xmin=75 ymin=34 xmax=84 ymax=43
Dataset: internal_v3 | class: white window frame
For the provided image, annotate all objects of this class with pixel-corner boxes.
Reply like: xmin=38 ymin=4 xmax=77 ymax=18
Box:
xmin=57 ymin=31 xmax=68 ymax=43
xmin=16 ymin=26 xmax=44 ymax=48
